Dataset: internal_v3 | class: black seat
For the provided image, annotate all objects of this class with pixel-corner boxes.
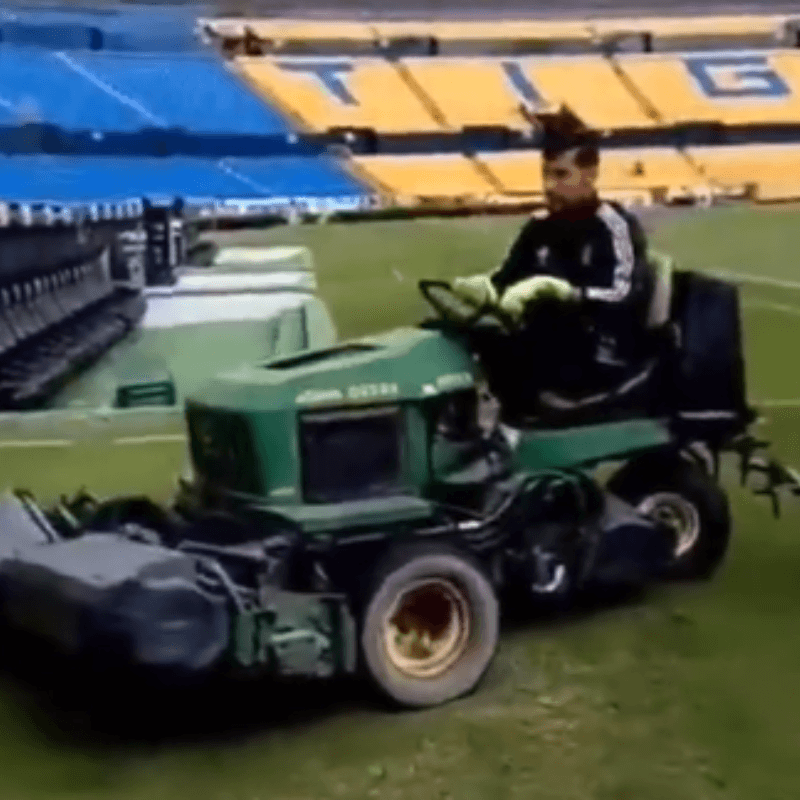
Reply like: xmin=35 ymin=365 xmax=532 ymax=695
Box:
xmin=22 ymin=282 xmax=48 ymax=338
xmin=36 ymin=276 xmax=66 ymax=328
xmin=0 ymin=293 xmax=19 ymax=357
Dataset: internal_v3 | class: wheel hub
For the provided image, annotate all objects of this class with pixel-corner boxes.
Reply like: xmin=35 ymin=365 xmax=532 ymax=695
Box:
xmin=637 ymin=492 xmax=701 ymax=557
xmin=383 ymin=578 xmax=471 ymax=679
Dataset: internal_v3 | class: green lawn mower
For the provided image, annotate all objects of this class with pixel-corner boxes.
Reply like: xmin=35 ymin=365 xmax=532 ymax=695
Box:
xmin=0 ymin=258 xmax=796 ymax=710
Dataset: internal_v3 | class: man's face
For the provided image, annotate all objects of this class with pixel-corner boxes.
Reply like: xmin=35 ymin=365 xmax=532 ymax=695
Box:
xmin=542 ymin=147 xmax=598 ymax=212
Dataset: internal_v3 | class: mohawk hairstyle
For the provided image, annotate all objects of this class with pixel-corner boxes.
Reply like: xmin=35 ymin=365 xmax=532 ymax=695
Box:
xmin=522 ymin=104 xmax=600 ymax=167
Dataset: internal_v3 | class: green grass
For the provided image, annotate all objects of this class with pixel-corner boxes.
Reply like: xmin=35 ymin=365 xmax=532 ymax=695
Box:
xmin=4 ymin=204 xmax=800 ymax=800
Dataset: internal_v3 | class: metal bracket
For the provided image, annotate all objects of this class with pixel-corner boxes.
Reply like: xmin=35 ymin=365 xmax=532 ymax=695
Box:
xmin=730 ymin=434 xmax=800 ymax=518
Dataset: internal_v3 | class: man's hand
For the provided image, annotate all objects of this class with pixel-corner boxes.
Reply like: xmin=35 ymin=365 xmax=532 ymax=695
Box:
xmin=499 ymin=275 xmax=579 ymax=322
xmin=452 ymin=274 xmax=499 ymax=308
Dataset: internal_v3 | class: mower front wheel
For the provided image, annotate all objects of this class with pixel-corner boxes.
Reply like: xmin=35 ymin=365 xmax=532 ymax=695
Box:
xmin=607 ymin=454 xmax=731 ymax=580
xmin=360 ymin=543 xmax=499 ymax=709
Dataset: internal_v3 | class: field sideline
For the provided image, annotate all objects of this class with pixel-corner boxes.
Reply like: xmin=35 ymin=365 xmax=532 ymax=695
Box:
xmin=1 ymin=203 xmax=800 ymax=800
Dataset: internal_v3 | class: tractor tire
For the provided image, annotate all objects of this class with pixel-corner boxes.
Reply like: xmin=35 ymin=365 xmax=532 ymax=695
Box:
xmin=360 ymin=543 xmax=499 ymax=709
xmin=607 ymin=454 xmax=731 ymax=580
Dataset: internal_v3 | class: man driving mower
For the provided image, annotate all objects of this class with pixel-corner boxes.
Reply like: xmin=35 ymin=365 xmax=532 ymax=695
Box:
xmin=452 ymin=107 xmax=667 ymax=419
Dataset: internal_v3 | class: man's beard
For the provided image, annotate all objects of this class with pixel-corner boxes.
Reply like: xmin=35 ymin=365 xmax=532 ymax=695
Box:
xmin=546 ymin=192 xmax=599 ymax=218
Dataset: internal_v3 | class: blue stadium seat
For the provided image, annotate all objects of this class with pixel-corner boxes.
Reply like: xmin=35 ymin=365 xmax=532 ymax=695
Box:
xmin=0 ymin=155 xmax=257 ymax=202
xmin=0 ymin=5 xmax=202 ymax=53
xmin=0 ymin=47 xmax=294 ymax=135
xmin=0 ymin=47 xmax=147 ymax=131
xmin=220 ymin=156 xmax=368 ymax=197
xmin=66 ymin=52 xmax=297 ymax=135
xmin=0 ymin=154 xmax=368 ymax=203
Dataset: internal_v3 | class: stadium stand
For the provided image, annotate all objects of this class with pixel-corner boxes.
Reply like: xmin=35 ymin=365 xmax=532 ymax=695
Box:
xmin=349 ymin=154 xmax=501 ymax=205
xmin=615 ymin=50 xmax=800 ymax=126
xmin=0 ymin=47 xmax=294 ymax=135
xmin=234 ymin=56 xmax=446 ymax=133
xmin=0 ymin=208 xmax=149 ymax=410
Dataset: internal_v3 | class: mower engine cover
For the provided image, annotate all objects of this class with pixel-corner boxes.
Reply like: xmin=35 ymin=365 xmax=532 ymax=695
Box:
xmin=0 ymin=530 xmax=230 ymax=673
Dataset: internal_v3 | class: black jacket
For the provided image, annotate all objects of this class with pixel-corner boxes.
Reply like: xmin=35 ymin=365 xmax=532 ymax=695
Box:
xmin=490 ymin=199 xmax=652 ymax=363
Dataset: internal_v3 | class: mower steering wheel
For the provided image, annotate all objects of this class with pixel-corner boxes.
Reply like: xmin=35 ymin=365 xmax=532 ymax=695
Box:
xmin=418 ymin=280 xmax=516 ymax=334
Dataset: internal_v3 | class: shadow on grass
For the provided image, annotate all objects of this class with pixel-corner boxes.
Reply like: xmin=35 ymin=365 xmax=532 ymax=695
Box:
xmin=0 ymin=583 xmax=668 ymax=755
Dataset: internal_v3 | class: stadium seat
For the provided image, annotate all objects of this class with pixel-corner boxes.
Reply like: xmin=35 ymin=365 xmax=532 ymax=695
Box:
xmin=472 ymin=151 xmax=544 ymax=197
xmin=5 ymin=284 xmax=43 ymax=340
xmin=688 ymin=143 xmax=800 ymax=199
xmin=32 ymin=277 xmax=65 ymax=328
xmin=0 ymin=292 xmax=19 ymax=357
xmin=598 ymin=148 xmax=707 ymax=194
xmin=52 ymin=271 xmax=81 ymax=318
xmin=398 ymin=56 xmax=659 ymax=131
xmin=22 ymin=282 xmax=49 ymax=336
xmin=477 ymin=147 xmax=706 ymax=198
xmin=591 ymin=13 xmax=787 ymax=41
xmin=525 ymin=57 xmax=658 ymax=130
xmin=399 ymin=58 xmax=535 ymax=130
xmin=207 ymin=14 xmax=787 ymax=46
xmin=65 ymin=52 xmax=295 ymax=136
xmin=350 ymin=154 xmax=500 ymax=203
xmin=217 ymin=18 xmax=375 ymax=43
xmin=234 ymin=56 xmax=445 ymax=133
xmin=616 ymin=51 xmax=800 ymax=126
xmin=0 ymin=46 xmax=294 ymax=136
xmin=0 ymin=154 xmax=370 ymax=205
xmin=220 ymin=155 xmax=370 ymax=198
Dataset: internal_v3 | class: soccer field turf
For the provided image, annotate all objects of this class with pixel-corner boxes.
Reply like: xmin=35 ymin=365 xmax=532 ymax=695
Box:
xmin=2 ymin=203 xmax=800 ymax=800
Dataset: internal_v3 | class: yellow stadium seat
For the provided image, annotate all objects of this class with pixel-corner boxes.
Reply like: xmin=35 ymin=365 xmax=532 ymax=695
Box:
xmin=526 ymin=57 xmax=657 ymax=129
xmin=400 ymin=58 xmax=533 ymax=129
xmin=205 ymin=14 xmax=786 ymax=44
xmin=245 ymin=20 xmax=375 ymax=43
xmin=234 ymin=57 xmax=443 ymax=133
xmin=477 ymin=147 xmax=707 ymax=197
xmin=350 ymin=155 xmax=500 ymax=203
xmin=618 ymin=51 xmax=800 ymax=126
xmin=373 ymin=19 xmax=596 ymax=42
xmin=593 ymin=14 xmax=786 ymax=40
xmin=689 ymin=144 xmax=800 ymax=199
xmin=401 ymin=56 xmax=655 ymax=131
xmin=599 ymin=148 xmax=706 ymax=192
xmin=472 ymin=152 xmax=544 ymax=196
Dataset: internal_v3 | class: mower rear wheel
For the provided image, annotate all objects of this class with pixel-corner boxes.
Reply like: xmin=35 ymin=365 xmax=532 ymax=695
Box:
xmin=360 ymin=543 xmax=499 ymax=709
xmin=607 ymin=455 xmax=731 ymax=580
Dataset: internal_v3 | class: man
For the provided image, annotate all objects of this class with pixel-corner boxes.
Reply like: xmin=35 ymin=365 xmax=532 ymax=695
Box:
xmin=453 ymin=107 xmax=654 ymax=405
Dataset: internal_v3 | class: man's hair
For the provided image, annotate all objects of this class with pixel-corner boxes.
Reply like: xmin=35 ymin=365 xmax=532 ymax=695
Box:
xmin=535 ymin=106 xmax=600 ymax=168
